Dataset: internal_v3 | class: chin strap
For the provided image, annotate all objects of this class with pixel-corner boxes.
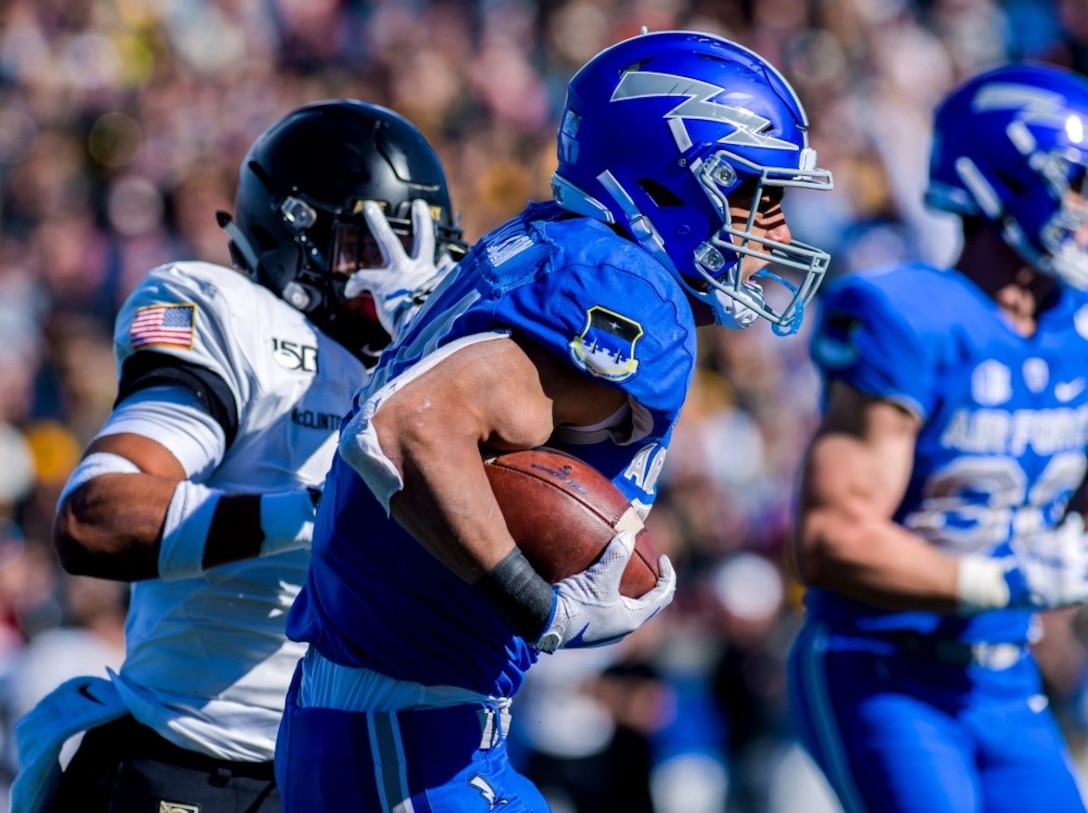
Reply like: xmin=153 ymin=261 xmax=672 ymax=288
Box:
xmin=751 ymin=268 xmax=804 ymax=336
xmin=216 ymin=211 xmax=261 ymax=273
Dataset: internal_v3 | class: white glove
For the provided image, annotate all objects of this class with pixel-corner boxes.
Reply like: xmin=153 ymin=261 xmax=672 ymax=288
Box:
xmin=1008 ymin=511 xmax=1088 ymax=609
xmin=532 ymin=531 xmax=676 ymax=653
xmin=343 ymin=198 xmax=451 ymax=339
xmin=958 ymin=513 xmax=1088 ymax=612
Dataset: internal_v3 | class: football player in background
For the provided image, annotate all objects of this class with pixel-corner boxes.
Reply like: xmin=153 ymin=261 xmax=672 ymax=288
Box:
xmin=275 ymin=30 xmax=835 ymax=811
xmin=10 ymin=100 xmax=466 ymax=812
xmin=788 ymin=63 xmax=1088 ymax=812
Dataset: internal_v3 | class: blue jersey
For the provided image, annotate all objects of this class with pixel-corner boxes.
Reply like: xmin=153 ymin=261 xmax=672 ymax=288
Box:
xmin=286 ymin=202 xmax=696 ymax=697
xmin=805 ymin=262 xmax=1088 ymax=643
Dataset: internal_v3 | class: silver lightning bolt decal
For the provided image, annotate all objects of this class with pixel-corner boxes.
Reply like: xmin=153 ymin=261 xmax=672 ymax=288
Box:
xmin=972 ymin=82 xmax=1087 ymax=155
xmin=610 ymin=70 xmax=799 ymax=151
xmin=973 ymin=83 xmax=1070 ymax=123
xmin=468 ymin=775 xmax=509 ymax=809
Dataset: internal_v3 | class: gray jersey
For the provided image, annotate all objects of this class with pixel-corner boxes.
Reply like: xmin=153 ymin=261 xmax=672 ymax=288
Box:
xmin=110 ymin=261 xmax=365 ymax=760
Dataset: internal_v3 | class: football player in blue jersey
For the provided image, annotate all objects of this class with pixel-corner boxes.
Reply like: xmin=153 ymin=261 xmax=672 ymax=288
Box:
xmin=788 ymin=62 xmax=1088 ymax=813
xmin=275 ymin=30 xmax=834 ymax=812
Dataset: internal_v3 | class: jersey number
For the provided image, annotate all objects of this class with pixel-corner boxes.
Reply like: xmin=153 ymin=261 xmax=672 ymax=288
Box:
xmin=904 ymin=452 xmax=1087 ymax=554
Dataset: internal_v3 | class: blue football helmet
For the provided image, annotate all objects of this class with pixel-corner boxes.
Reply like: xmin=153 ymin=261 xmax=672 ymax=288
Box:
xmin=551 ymin=30 xmax=833 ymax=334
xmin=926 ymin=63 xmax=1088 ymax=289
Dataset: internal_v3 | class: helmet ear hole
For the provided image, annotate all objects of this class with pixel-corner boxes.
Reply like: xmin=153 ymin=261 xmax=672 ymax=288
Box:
xmin=639 ymin=178 xmax=683 ymax=207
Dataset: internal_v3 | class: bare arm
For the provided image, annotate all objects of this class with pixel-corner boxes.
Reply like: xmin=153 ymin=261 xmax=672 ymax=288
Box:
xmin=374 ymin=334 xmax=628 ymax=584
xmin=54 ymin=432 xmax=275 ymax=581
xmin=789 ymin=381 xmax=964 ymax=612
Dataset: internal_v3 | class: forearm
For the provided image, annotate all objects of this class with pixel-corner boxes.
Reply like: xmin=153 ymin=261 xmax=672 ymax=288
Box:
xmin=56 ymin=472 xmax=317 ymax=582
xmin=351 ymin=334 xmax=637 ymax=636
xmin=55 ymin=472 xmax=176 ymax=580
xmin=793 ymin=389 xmax=969 ymax=612
xmin=389 ymin=436 xmax=525 ymax=582
xmin=380 ymin=415 xmax=559 ymax=639
xmin=797 ymin=512 xmax=963 ymax=613
xmin=366 ymin=338 xmax=562 ymax=580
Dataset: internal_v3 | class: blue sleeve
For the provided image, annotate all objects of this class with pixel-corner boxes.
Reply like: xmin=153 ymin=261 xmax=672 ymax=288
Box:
xmin=810 ymin=276 xmax=936 ymax=419
xmin=491 ymin=250 xmax=697 ymax=415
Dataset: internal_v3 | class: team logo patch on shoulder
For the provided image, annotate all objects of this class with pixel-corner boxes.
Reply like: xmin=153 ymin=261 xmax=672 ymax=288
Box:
xmin=130 ymin=303 xmax=195 ymax=350
xmin=569 ymin=306 xmax=643 ymax=382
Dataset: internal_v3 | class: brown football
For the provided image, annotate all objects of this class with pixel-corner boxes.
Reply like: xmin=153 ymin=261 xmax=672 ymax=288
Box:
xmin=483 ymin=447 xmax=660 ymax=598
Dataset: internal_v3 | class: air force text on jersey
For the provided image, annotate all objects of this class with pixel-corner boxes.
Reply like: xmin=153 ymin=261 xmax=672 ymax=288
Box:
xmin=941 ymin=402 xmax=1088 ymax=456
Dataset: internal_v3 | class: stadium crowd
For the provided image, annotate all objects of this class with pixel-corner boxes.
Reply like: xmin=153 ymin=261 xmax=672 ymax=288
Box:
xmin=0 ymin=0 xmax=1085 ymax=810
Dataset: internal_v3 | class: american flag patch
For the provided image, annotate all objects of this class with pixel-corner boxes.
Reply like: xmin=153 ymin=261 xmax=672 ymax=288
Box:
xmin=130 ymin=304 xmax=196 ymax=349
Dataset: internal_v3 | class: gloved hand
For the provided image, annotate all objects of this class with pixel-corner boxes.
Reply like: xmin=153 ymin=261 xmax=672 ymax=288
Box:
xmin=1005 ymin=512 xmax=1088 ymax=609
xmin=343 ymin=198 xmax=451 ymax=339
xmin=532 ymin=531 xmax=676 ymax=653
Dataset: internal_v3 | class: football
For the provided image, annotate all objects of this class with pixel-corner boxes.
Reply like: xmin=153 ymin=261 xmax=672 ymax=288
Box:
xmin=483 ymin=447 xmax=660 ymax=598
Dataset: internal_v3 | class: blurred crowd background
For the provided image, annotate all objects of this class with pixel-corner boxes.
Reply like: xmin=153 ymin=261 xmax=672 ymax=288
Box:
xmin=1 ymin=0 xmax=1087 ymax=811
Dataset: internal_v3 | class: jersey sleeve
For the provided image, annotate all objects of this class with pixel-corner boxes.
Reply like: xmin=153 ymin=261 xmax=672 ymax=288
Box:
xmin=810 ymin=274 xmax=936 ymax=419
xmin=491 ymin=249 xmax=697 ymax=416
xmin=113 ymin=263 xmax=251 ymax=445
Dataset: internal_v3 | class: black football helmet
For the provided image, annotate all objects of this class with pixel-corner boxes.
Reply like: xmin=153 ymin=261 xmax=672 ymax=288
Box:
xmin=218 ymin=100 xmax=466 ymax=359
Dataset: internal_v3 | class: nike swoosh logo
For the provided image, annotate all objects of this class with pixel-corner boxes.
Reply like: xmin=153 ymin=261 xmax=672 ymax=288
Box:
xmin=566 ymin=624 xmax=592 ymax=648
xmin=78 ymin=683 xmax=104 ymax=705
xmin=1055 ymin=379 xmax=1086 ymax=402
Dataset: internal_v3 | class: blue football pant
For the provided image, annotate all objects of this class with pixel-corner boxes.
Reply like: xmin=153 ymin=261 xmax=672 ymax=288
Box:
xmin=787 ymin=622 xmax=1087 ymax=813
xmin=275 ymin=665 xmax=550 ymax=812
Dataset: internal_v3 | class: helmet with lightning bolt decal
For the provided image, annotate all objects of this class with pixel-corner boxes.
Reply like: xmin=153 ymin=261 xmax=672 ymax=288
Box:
xmin=551 ymin=30 xmax=833 ymax=334
xmin=927 ymin=62 xmax=1088 ymax=290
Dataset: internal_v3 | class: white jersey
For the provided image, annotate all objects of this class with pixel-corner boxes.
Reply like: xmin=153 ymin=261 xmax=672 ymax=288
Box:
xmin=110 ymin=261 xmax=366 ymax=761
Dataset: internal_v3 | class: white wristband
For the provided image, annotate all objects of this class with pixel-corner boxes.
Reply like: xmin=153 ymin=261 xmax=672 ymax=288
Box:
xmin=58 ymin=452 xmax=141 ymax=508
xmin=158 ymin=480 xmax=220 ymax=582
xmin=159 ymin=481 xmax=317 ymax=580
xmin=955 ymin=555 xmax=1010 ymax=614
xmin=259 ymin=489 xmax=318 ymax=557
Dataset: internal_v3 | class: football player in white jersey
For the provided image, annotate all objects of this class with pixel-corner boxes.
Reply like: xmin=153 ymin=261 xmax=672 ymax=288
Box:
xmin=9 ymin=100 xmax=466 ymax=813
